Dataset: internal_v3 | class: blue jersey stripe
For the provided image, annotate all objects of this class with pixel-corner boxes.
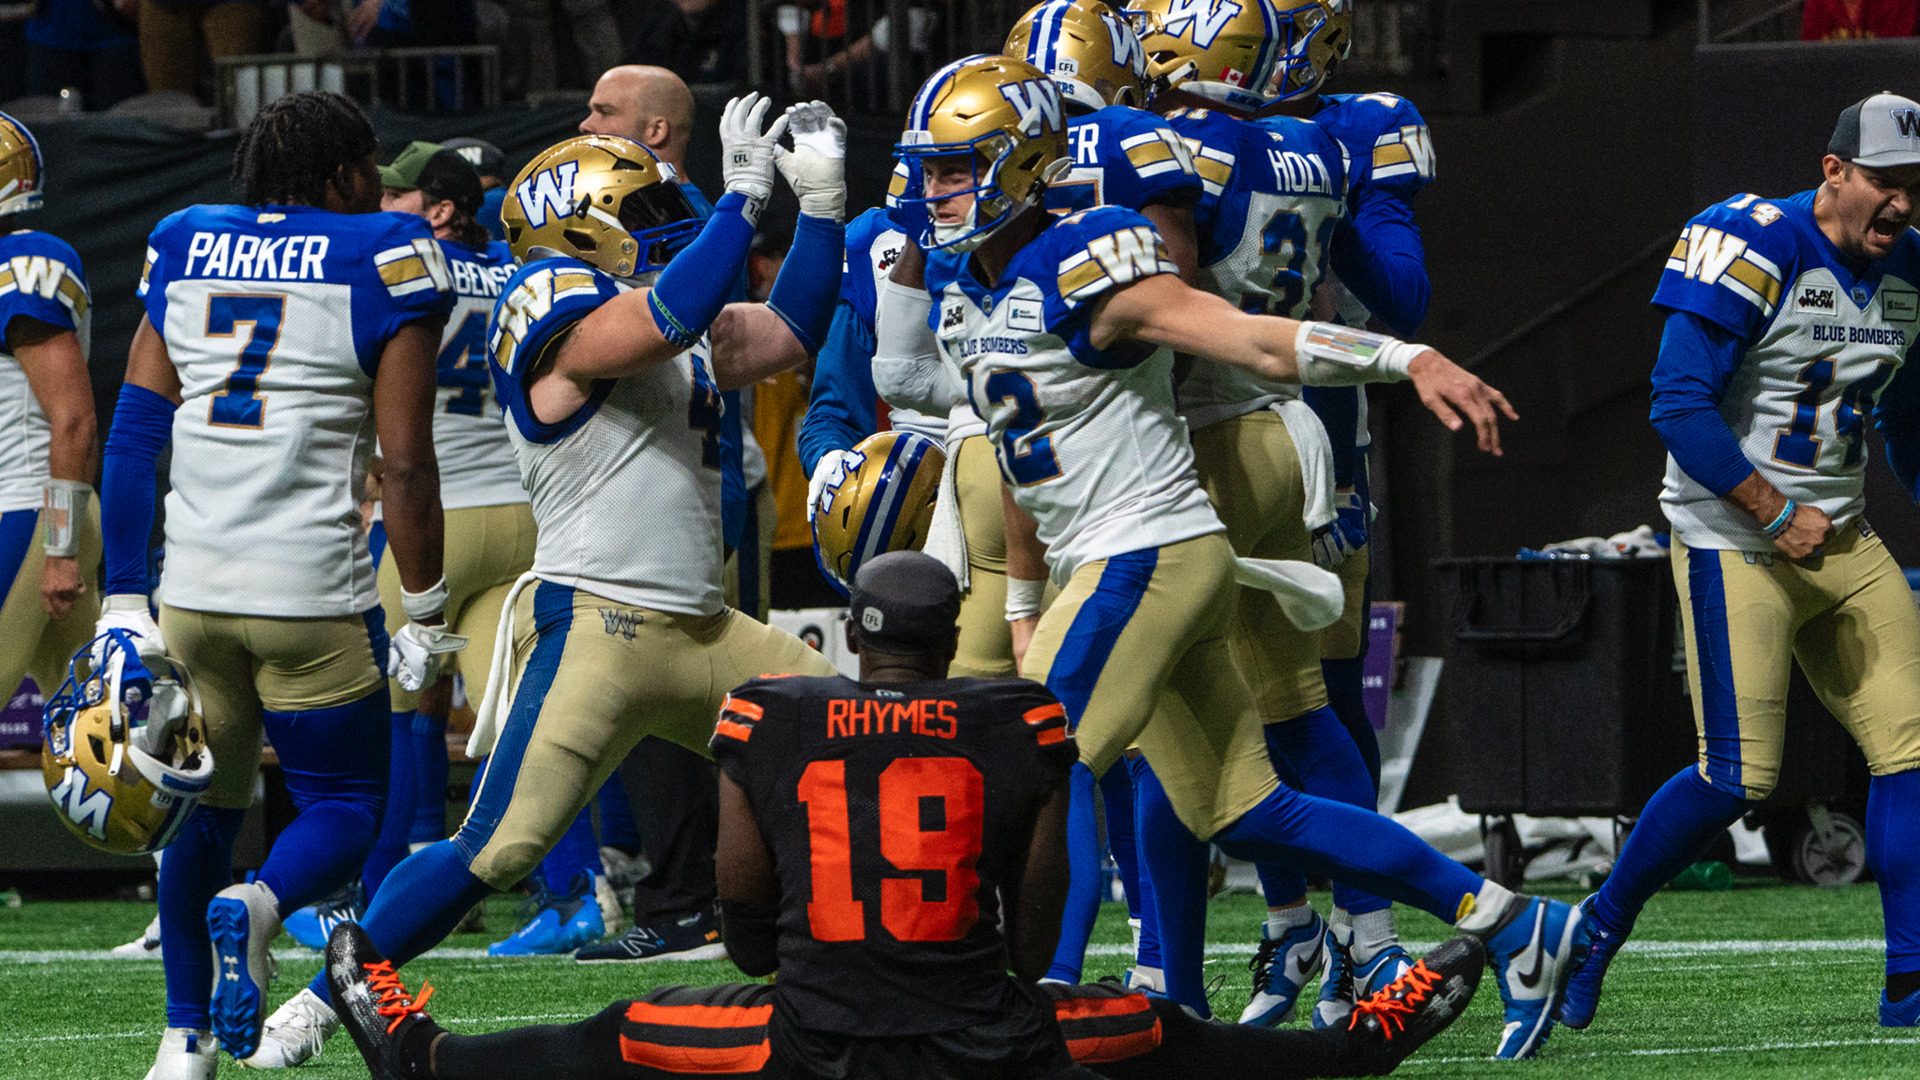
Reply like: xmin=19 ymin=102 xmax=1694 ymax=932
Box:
xmin=0 ymin=510 xmax=35 ymax=607
xmin=1044 ymin=549 xmax=1159 ymax=733
xmin=1685 ymin=548 xmax=1745 ymax=797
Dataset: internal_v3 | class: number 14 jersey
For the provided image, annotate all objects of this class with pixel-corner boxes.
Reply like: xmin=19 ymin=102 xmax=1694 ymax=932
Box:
xmin=710 ymin=673 xmax=1074 ymax=1037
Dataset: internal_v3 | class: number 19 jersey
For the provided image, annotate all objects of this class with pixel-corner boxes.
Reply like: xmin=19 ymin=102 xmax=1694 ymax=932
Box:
xmin=710 ymin=673 xmax=1074 ymax=1037
xmin=139 ymin=204 xmax=454 ymax=616
xmin=1653 ymin=189 xmax=1920 ymax=550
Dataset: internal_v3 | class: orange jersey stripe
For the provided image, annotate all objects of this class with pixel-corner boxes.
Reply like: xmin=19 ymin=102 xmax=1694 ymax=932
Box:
xmin=723 ymin=697 xmax=766 ymax=721
xmin=1064 ymin=1027 xmax=1162 ymax=1064
xmin=1024 ymin=702 xmax=1066 ymax=726
xmin=1053 ymin=991 xmax=1155 ymax=1022
xmin=715 ymin=719 xmax=754 ymax=743
xmin=623 ymin=1000 xmax=773 ymax=1030
xmin=618 ymin=1037 xmax=772 ymax=1074
xmin=1036 ymin=725 xmax=1067 ymax=745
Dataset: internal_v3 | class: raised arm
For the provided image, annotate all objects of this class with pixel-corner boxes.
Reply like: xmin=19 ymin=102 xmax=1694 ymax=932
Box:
xmin=10 ymin=316 xmax=97 ymax=616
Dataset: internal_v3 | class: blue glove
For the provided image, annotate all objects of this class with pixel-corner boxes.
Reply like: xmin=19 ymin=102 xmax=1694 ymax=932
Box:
xmin=1310 ymin=489 xmax=1370 ymax=570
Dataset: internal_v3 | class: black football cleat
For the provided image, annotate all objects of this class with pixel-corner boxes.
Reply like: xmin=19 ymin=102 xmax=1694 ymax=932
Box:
xmin=1342 ymin=934 xmax=1485 ymax=1076
xmin=326 ymin=921 xmax=439 ymax=1080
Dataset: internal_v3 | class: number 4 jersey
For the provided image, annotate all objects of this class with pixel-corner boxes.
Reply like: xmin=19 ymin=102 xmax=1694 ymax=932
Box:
xmin=1654 ymin=189 xmax=1920 ymax=550
xmin=431 ymin=238 xmax=524 ymax=509
xmin=710 ymin=673 xmax=1075 ymax=1037
xmin=139 ymin=204 xmax=454 ymax=616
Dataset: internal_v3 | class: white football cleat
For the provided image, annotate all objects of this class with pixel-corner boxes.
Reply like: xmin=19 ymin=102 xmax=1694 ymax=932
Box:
xmin=112 ymin=913 xmax=163 ymax=959
xmin=238 ymin=987 xmax=339 ymax=1069
xmin=143 ymin=1027 xmax=218 ymax=1080
xmin=208 ymin=880 xmax=282 ymax=1060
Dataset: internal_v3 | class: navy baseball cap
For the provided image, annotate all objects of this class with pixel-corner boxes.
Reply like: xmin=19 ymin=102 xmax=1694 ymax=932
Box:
xmin=849 ymin=552 xmax=961 ymax=651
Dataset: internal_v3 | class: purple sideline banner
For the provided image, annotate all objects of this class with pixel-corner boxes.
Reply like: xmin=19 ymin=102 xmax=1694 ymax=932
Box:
xmin=1362 ymin=602 xmax=1399 ymax=730
xmin=1 ymin=677 xmax=42 ymax=749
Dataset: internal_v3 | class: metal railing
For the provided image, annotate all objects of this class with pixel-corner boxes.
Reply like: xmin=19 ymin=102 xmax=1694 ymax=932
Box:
xmin=1697 ymin=0 xmax=1806 ymax=44
xmin=215 ymin=46 xmax=501 ymax=128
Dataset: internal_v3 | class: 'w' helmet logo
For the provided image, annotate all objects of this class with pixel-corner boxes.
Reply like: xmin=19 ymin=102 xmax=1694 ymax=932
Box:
xmin=514 ymin=161 xmax=580 ymax=227
xmin=1157 ymin=0 xmax=1245 ymax=47
xmin=1000 ymin=79 xmax=1064 ymax=136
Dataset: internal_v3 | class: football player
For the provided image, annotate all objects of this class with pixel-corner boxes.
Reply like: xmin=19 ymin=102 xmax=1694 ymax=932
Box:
xmin=95 ymin=90 xmax=457 ymax=1079
xmin=883 ymin=53 xmax=1583 ymax=1060
xmin=1125 ymin=0 xmax=1418 ymax=1032
xmin=1563 ymin=94 xmax=1920 ymax=1031
xmin=0 ymin=111 xmax=101 ymax=736
xmin=270 ymin=143 xmax=530 ymax=975
xmin=253 ymin=96 xmax=851 ymax=1066
xmin=323 ymin=551 xmax=1487 ymax=1080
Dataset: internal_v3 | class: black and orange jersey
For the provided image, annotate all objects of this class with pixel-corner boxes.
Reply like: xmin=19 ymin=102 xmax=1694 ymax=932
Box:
xmin=710 ymin=674 xmax=1075 ymax=1038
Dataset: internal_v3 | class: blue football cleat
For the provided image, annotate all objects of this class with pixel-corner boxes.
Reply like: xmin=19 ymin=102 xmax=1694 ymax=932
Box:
xmin=1557 ymin=893 xmax=1626 ymax=1030
xmin=1484 ymin=895 xmax=1586 ymax=1059
xmin=1357 ymin=943 xmax=1416 ymax=1000
xmin=488 ymin=872 xmax=604 ymax=957
xmin=1310 ymin=923 xmax=1356 ymax=1030
xmin=281 ymin=879 xmax=366 ymax=952
xmin=1882 ymin=988 xmax=1920 ymax=1027
xmin=1237 ymin=910 xmax=1327 ymax=1027
xmin=207 ymin=880 xmax=281 ymax=1060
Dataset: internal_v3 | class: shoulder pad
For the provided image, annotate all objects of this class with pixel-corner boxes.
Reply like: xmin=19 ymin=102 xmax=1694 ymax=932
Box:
xmin=1162 ymin=107 xmax=1242 ymax=197
xmin=371 ymin=215 xmax=454 ymax=300
xmin=1654 ymin=195 xmax=1799 ymax=332
xmin=1319 ymin=93 xmax=1434 ymax=194
xmin=487 ymin=257 xmax=622 ymax=376
xmin=0 ymin=229 xmax=89 ymax=324
xmin=1051 ymin=206 xmax=1177 ymax=310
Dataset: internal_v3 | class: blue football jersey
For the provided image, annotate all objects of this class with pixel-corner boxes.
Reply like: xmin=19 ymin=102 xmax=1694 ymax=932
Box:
xmin=1310 ymin=92 xmax=1435 ymax=203
xmin=1653 ymin=189 xmax=1920 ymax=550
xmin=486 ymin=256 xmax=727 ymax=615
xmin=139 ymin=204 xmax=454 ymax=616
xmin=1046 ymin=104 xmax=1202 ymax=216
xmin=0 ymin=230 xmax=89 ymax=514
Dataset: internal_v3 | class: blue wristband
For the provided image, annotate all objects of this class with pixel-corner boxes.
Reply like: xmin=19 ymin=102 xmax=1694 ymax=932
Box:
xmin=1763 ymin=499 xmax=1797 ymax=540
xmin=648 ymin=191 xmax=759 ymax=349
xmin=766 ymin=213 xmax=847 ymax=356
xmin=101 ymin=383 xmax=177 ymax=595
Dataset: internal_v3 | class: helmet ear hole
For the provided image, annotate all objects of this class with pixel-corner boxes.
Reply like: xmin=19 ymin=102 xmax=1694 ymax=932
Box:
xmin=563 ymin=228 xmax=598 ymax=253
xmin=87 ymin=735 xmax=106 ymax=763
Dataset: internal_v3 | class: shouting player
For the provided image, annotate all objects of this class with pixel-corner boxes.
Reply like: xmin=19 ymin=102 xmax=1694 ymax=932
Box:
xmin=883 ymin=53 xmax=1584 ymax=1059
xmin=1563 ymin=93 xmax=1920 ymax=1030
xmin=97 ymin=90 xmax=457 ymax=1078
xmin=249 ymin=95 xmax=852 ymax=1066
xmin=324 ymin=551 xmax=1487 ymax=1080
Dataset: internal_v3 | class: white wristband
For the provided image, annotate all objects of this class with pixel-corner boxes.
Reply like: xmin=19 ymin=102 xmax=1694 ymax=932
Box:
xmin=43 ymin=479 xmax=91 ymax=558
xmin=103 ymin=593 xmax=150 ymax=612
xmin=1006 ymin=577 xmax=1045 ymax=622
xmin=1293 ymin=321 xmax=1424 ymax=386
xmin=401 ymin=577 xmax=450 ymax=621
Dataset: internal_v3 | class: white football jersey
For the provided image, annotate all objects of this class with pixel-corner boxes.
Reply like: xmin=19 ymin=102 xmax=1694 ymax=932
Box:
xmin=844 ymin=209 xmax=948 ymax=444
xmin=432 ymin=239 xmax=526 ymax=509
xmin=487 ymin=257 xmax=724 ymax=616
xmin=139 ymin=205 xmax=453 ymax=616
xmin=1654 ymin=190 xmax=1920 ymax=550
xmin=0 ymin=231 xmax=89 ymax=513
xmin=926 ymin=208 xmax=1223 ymax=582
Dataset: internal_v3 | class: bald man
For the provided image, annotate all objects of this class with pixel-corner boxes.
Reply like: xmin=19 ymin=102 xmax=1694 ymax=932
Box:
xmin=581 ymin=65 xmax=697 ymax=171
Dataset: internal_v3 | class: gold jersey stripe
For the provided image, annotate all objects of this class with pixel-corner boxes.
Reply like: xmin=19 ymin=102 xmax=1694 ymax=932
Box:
xmin=1725 ymin=258 xmax=1782 ymax=308
xmin=1373 ymin=142 xmax=1413 ymax=168
xmin=1193 ymin=157 xmax=1232 ymax=187
xmin=1125 ymin=141 xmax=1176 ymax=169
xmin=1058 ymin=259 xmax=1110 ymax=300
xmin=379 ymin=256 xmax=429 ymax=287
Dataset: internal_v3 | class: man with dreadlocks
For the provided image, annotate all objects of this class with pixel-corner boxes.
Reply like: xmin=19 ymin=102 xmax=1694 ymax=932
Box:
xmin=94 ymin=89 xmax=456 ymax=1080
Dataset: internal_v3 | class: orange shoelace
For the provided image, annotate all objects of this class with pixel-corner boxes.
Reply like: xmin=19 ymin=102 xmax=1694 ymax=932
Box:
xmin=362 ymin=960 xmax=436 ymax=1034
xmin=1347 ymin=959 xmax=1441 ymax=1039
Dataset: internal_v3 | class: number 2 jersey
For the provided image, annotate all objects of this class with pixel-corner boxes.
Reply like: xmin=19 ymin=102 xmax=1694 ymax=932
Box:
xmin=139 ymin=205 xmax=453 ymax=616
xmin=485 ymin=256 xmax=726 ymax=616
xmin=0 ymin=230 xmax=89 ymax=514
xmin=928 ymin=207 xmax=1224 ymax=582
xmin=710 ymin=673 xmax=1075 ymax=1037
xmin=430 ymin=238 xmax=524 ymax=509
xmin=1653 ymin=189 xmax=1920 ymax=550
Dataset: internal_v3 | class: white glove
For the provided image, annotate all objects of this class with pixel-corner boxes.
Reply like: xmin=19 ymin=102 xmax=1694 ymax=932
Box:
xmin=775 ymin=100 xmax=847 ymax=221
xmin=719 ymin=92 xmax=789 ymax=209
xmin=389 ymin=621 xmax=469 ymax=693
xmin=808 ymin=447 xmax=863 ymax=524
xmin=94 ymin=594 xmax=165 ymax=666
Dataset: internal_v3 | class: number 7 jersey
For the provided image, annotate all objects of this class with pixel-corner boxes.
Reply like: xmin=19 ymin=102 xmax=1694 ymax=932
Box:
xmin=710 ymin=673 xmax=1074 ymax=1037
xmin=1653 ymin=189 xmax=1920 ymax=549
xmin=139 ymin=204 xmax=454 ymax=616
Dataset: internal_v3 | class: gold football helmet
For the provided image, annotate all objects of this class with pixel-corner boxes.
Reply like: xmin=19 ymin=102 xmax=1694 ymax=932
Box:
xmin=0 ymin=111 xmax=45 ymax=216
xmin=1268 ymin=0 xmax=1350 ymax=101
xmin=894 ymin=54 xmax=1072 ymax=252
xmin=1006 ymin=0 xmax=1150 ymax=113
xmin=501 ymin=134 xmax=701 ymax=277
xmin=1126 ymin=0 xmax=1298 ymax=111
xmin=813 ymin=431 xmax=947 ymax=595
xmin=41 ymin=631 xmax=214 ymax=856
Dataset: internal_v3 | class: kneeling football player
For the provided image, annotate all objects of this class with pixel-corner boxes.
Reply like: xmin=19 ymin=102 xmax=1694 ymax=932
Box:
xmin=325 ymin=551 xmax=1483 ymax=1080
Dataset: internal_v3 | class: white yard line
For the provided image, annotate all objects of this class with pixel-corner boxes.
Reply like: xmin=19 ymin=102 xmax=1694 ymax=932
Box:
xmin=1083 ymin=938 xmax=1888 ymax=958
xmin=1401 ymin=1035 xmax=1920 ymax=1066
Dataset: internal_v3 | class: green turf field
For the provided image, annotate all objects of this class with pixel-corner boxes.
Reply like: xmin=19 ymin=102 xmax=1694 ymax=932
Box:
xmin=2 ymin=882 xmax=1916 ymax=1079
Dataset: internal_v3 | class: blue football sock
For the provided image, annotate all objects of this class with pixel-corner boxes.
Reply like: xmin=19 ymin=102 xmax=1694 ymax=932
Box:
xmin=539 ymin=807 xmax=603 ymax=894
xmin=1590 ymin=766 xmax=1749 ymax=934
xmin=1262 ymin=707 xmax=1392 ymax=916
xmin=410 ymin=710 xmax=451 ymax=845
xmin=255 ymin=691 xmax=390 ymax=913
xmin=1047 ymin=762 xmax=1104 ymax=982
xmin=1098 ymin=764 xmax=1141 ymax=920
xmin=1127 ymin=756 xmax=1163 ymax=972
xmin=362 ymin=711 xmax=420 ymax=900
xmin=160 ymin=805 xmax=246 ymax=1029
xmin=1868 ymin=770 xmax=1920 ymax=980
xmin=596 ymin=775 xmax=640 ymax=851
xmin=1213 ymin=783 xmax=1484 ymax=924
xmin=1253 ymin=717 xmax=1312 ymax=911
xmin=1321 ymin=656 xmax=1382 ymax=791
xmin=308 ymin=839 xmax=494 ymax=1005
xmin=1133 ymin=760 xmax=1214 ymax=1014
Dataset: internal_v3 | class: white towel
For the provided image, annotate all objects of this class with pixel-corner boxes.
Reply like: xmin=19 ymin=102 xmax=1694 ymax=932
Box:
xmin=1233 ymin=556 xmax=1345 ymax=632
xmin=465 ymin=571 xmax=540 ymax=759
xmin=921 ymin=436 xmax=970 ymax=591
xmin=1273 ymin=399 xmax=1337 ymax=532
